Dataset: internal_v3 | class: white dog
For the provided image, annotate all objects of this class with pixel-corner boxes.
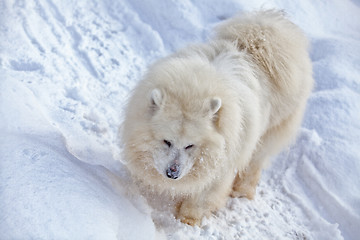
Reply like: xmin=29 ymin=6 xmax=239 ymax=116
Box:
xmin=121 ymin=10 xmax=313 ymax=225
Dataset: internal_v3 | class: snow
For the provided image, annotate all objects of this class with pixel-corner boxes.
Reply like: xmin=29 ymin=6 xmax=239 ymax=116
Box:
xmin=1 ymin=0 xmax=359 ymax=239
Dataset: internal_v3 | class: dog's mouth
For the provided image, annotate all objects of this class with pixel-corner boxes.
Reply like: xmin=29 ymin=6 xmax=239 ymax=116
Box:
xmin=166 ymin=162 xmax=180 ymax=180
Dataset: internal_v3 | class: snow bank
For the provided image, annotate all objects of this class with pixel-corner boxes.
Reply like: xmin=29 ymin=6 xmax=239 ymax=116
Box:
xmin=1 ymin=0 xmax=359 ymax=239
xmin=0 ymin=80 xmax=156 ymax=239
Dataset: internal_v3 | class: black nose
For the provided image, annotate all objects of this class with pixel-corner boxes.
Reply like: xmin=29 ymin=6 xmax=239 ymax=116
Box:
xmin=166 ymin=163 xmax=180 ymax=179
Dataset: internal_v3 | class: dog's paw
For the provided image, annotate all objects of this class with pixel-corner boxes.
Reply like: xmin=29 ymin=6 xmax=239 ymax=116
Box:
xmin=176 ymin=200 xmax=204 ymax=226
xmin=230 ymin=187 xmax=256 ymax=200
xmin=179 ymin=216 xmax=201 ymax=226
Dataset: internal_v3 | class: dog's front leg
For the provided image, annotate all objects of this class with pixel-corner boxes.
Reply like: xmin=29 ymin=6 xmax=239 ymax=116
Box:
xmin=177 ymin=172 xmax=235 ymax=226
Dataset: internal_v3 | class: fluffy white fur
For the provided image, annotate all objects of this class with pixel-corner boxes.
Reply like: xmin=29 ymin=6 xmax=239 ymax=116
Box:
xmin=121 ymin=10 xmax=313 ymax=226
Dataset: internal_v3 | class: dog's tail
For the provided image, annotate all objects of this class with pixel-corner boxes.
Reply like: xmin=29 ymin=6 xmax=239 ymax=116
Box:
xmin=214 ymin=10 xmax=310 ymax=89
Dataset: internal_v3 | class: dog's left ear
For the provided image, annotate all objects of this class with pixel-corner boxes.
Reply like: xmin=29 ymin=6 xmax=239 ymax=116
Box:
xmin=208 ymin=97 xmax=222 ymax=116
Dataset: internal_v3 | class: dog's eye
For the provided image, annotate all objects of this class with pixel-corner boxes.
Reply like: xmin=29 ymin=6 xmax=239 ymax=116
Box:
xmin=163 ymin=140 xmax=172 ymax=148
xmin=185 ymin=144 xmax=194 ymax=150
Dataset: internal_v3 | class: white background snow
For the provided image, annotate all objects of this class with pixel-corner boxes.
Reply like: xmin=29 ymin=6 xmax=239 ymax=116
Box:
xmin=1 ymin=0 xmax=360 ymax=239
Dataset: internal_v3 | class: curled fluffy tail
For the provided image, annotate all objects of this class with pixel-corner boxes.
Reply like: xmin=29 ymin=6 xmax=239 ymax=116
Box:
xmin=215 ymin=10 xmax=310 ymax=89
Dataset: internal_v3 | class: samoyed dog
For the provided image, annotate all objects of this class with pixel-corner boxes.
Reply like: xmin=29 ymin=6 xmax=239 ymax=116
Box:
xmin=121 ymin=10 xmax=313 ymax=225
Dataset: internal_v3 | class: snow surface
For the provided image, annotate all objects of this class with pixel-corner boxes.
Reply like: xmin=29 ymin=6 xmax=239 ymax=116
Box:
xmin=1 ymin=0 xmax=360 ymax=239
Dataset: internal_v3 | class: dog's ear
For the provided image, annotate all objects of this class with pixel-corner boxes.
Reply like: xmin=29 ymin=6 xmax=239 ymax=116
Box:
xmin=209 ymin=97 xmax=222 ymax=115
xmin=150 ymin=88 xmax=163 ymax=109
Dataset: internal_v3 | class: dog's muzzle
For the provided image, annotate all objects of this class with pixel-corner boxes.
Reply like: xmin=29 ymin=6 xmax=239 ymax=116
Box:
xmin=166 ymin=162 xmax=180 ymax=179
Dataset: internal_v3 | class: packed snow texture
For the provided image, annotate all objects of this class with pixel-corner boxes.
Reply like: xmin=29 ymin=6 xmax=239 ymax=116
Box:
xmin=1 ymin=0 xmax=360 ymax=239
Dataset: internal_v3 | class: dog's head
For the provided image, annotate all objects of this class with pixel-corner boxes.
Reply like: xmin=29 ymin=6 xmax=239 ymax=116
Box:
xmin=148 ymin=87 xmax=224 ymax=180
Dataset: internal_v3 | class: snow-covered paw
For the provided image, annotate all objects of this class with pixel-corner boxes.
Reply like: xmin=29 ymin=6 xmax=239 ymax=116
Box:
xmin=177 ymin=200 xmax=204 ymax=226
xmin=179 ymin=215 xmax=201 ymax=226
xmin=230 ymin=188 xmax=255 ymax=199
xmin=230 ymin=185 xmax=256 ymax=200
xmin=231 ymin=172 xmax=259 ymax=200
